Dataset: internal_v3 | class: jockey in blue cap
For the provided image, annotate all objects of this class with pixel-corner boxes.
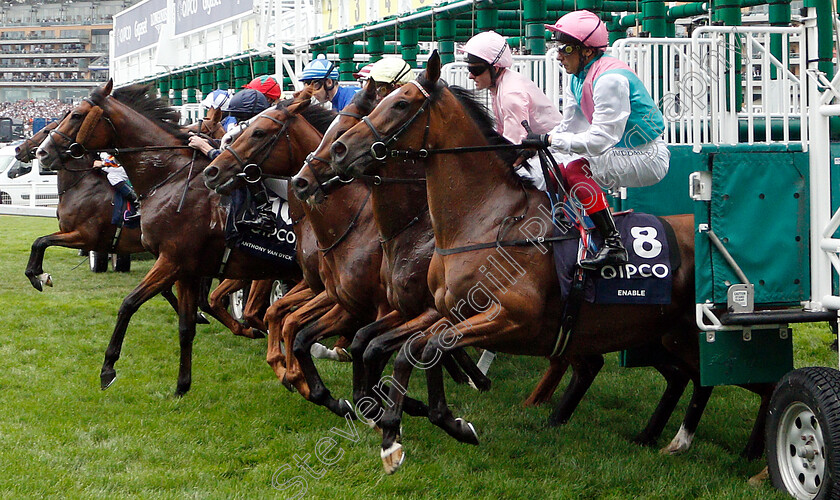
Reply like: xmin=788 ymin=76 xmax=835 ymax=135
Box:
xmin=299 ymin=56 xmax=358 ymax=111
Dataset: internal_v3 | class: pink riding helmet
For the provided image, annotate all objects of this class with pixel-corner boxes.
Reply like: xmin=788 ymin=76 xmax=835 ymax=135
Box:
xmin=545 ymin=10 xmax=609 ymax=49
xmin=460 ymin=31 xmax=513 ymax=68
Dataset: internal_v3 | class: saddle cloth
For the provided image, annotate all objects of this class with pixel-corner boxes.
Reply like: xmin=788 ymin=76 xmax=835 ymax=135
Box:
xmin=552 ymin=212 xmax=678 ymax=305
xmin=224 ymin=187 xmax=296 ymax=266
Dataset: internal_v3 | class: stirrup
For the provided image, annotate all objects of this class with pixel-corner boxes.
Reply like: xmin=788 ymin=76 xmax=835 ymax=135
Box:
xmin=579 ymin=245 xmax=627 ymax=270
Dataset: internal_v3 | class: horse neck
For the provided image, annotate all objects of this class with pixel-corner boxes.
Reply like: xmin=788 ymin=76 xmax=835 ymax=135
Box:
xmin=263 ymin=116 xmax=321 ymax=178
xmin=105 ymin=102 xmax=193 ymax=197
xmin=370 ymin=159 xmax=428 ymax=243
xmin=423 ymin=105 xmax=530 ymax=248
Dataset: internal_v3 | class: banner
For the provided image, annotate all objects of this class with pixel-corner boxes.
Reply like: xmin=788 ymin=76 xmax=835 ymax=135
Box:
xmin=113 ymin=0 xmax=168 ymax=58
xmin=175 ymin=0 xmax=255 ymax=36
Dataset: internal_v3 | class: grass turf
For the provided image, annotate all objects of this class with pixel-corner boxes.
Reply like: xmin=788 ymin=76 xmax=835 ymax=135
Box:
xmin=1 ymin=214 xmax=832 ymax=499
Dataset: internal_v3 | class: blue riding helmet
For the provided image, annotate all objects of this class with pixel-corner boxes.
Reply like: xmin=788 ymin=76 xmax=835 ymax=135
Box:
xmin=299 ymin=57 xmax=339 ymax=82
xmin=222 ymin=89 xmax=270 ymax=118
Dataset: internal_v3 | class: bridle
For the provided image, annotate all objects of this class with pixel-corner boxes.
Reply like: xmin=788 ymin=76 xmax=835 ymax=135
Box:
xmin=224 ymin=111 xmax=295 ymax=184
xmin=360 ymin=79 xmax=525 ymax=162
xmin=49 ymin=97 xmax=193 ymax=160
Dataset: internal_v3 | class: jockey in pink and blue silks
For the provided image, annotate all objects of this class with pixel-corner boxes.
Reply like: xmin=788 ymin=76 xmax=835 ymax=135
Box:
xmin=523 ymin=10 xmax=669 ymax=270
xmin=462 ymin=31 xmax=562 ymax=191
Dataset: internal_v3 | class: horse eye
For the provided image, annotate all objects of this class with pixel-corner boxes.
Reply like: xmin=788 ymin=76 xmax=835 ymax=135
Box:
xmin=252 ymin=129 xmax=266 ymax=138
xmin=70 ymin=113 xmax=82 ymax=120
xmin=394 ymin=100 xmax=409 ymax=110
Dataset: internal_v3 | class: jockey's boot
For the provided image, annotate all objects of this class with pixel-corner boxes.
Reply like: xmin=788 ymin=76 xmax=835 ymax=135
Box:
xmin=580 ymin=209 xmax=627 ymax=270
xmin=117 ymin=182 xmax=141 ymax=223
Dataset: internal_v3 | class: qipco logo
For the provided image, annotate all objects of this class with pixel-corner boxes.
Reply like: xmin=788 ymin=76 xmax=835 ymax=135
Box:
xmin=273 ymin=228 xmax=296 ymax=245
xmin=179 ymin=0 xmax=198 ymax=18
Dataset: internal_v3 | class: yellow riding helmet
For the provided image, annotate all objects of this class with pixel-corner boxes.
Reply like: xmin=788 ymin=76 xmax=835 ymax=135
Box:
xmin=369 ymin=57 xmax=415 ymax=86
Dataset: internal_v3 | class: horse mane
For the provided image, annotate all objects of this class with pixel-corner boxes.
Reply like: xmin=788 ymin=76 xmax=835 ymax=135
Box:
xmin=446 ymin=85 xmax=536 ymax=189
xmin=275 ymin=99 xmax=337 ymax=135
xmin=112 ymin=84 xmax=189 ymax=142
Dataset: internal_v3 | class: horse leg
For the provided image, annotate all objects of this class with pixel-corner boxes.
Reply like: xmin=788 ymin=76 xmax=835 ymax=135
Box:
xmin=661 ymin=383 xmax=713 ymax=455
xmin=194 ymin=276 xmax=213 ymax=324
xmin=633 ymin=363 xmax=691 ymax=446
xmin=243 ymin=279 xmax=273 ymax=334
xmin=448 ymin=347 xmax=491 ymax=391
xmin=174 ymin=278 xmax=200 ymax=396
xmin=25 ymin=230 xmax=87 ymax=291
xmin=523 ymin=356 xmax=570 ymax=407
xmin=548 ymin=354 xmax=605 ymax=426
xmin=281 ymin=291 xmax=336 ymax=395
xmin=350 ymin=310 xmax=403 ymax=411
xmin=101 ymin=258 xmax=178 ymax=390
xmin=265 ymin=281 xmax=311 ymax=378
xmin=380 ymin=329 xmax=432 ymax=474
xmin=208 ymin=279 xmax=260 ymax=338
xmin=739 ymin=382 xmax=775 ymax=460
xmin=292 ymin=304 xmax=362 ymax=418
xmin=422 ymin=337 xmax=481 ymax=445
xmin=159 ymin=286 xmax=209 ymax=324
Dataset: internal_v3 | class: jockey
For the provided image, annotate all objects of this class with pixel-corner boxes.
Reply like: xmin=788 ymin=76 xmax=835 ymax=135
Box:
xmin=189 ymin=89 xmax=270 ymax=159
xmin=462 ymin=31 xmax=562 ymax=191
xmin=353 ymin=63 xmax=374 ymax=84
xmin=524 ymin=10 xmax=669 ymax=270
xmin=367 ymin=57 xmax=414 ymax=101
xmin=93 ymin=153 xmax=139 ymax=223
xmin=189 ymin=89 xmax=274 ymax=231
xmin=244 ymin=75 xmax=282 ymax=104
xmin=299 ymin=56 xmax=359 ymax=111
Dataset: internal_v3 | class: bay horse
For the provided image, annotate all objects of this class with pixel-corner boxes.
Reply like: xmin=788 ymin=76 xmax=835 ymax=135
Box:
xmin=202 ymin=90 xmax=482 ymax=419
xmin=36 ymin=80 xmax=302 ymax=395
xmin=330 ymin=51 xmax=773 ymax=473
xmin=291 ymin=82 xmax=494 ymax=419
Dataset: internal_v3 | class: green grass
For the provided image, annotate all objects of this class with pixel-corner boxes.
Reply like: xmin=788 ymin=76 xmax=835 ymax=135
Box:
xmin=0 ymin=214 xmax=834 ymax=499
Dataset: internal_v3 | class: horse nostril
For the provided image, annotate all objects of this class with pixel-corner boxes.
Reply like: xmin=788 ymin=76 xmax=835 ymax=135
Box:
xmin=331 ymin=141 xmax=347 ymax=161
xmin=293 ymin=177 xmax=309 ymax=190
xmin=204 ymin=166 xmax=219 ymax=182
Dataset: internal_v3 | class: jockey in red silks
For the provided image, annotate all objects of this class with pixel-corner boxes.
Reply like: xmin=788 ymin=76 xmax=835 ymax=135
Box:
xmin=462 ymin=30 xmax=562 ymax=191
xmin=523 ymin=10 xmax=669 ymax=270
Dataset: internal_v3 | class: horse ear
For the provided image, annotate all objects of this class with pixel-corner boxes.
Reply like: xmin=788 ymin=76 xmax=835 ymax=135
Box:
xmin=91 ymin=78 xmax=113 ymax=104
xmin=205 ymin=107 xmax=222 ymax=123
xmin=422 ymin=50 xmax=441 ymax=89
xmin=364 ymin=78 xmax=376 ymax=99
xmin=287 ymin=88 xmax=313 ymax=115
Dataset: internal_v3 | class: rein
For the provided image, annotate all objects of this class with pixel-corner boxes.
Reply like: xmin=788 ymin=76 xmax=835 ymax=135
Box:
xmin=316 ymin=188 xmax=372 ymax=255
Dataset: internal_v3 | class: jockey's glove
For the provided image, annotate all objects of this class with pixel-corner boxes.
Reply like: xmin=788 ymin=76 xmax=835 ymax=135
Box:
xmin=521 ymin=132 xmax=550 ymax=149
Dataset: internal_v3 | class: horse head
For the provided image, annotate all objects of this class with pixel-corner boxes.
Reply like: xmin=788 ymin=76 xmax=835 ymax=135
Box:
xmin=36 ymin=79 xmax=116 ymax=170
xmin=291 ymin=79 xmax=378 ymax=204
xmin=202 ymin=90 xmax=330 ymax=195
xmin=331 ymin=51 xmax=443 ymax=179
xmin=16 ymin=120 xmax=61 ymax=163
xmin=185 ymin=107 xmax=225 ymax=140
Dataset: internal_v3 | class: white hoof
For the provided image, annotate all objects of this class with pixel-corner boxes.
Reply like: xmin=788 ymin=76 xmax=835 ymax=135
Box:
xmin=310 ymin=342 xmax=338 ymax=360
xmin=38 ymin=273 xmax=53 ymax=287
xmin=476 ymin=350 xmax=496 ymax=375
xmin=661 ymin=425 xmax=694 ymax=455
xmin=456 ymin=417 xmax=479 ymax=444
xmin=380 ymin=442 xmax=405 ymax=474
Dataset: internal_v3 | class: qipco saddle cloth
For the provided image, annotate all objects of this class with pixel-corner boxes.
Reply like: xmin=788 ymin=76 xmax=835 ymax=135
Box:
xmin=553 ymin=212 xmax=680 ymax=305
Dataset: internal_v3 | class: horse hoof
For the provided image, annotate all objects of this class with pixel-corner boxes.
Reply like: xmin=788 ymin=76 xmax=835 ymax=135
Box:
xmin=660 ymin=426 xmax=693 ymax=455
xmin=381 ymin=443 xmax=405 ymax=475
xmin=748 ymin=466 xmax=769 ymax=487
xmin=456 ymin=418 xmax=479 ymax=445
xmin=251 ymin=329 xmax=267 ymax=339
xmin=467 ymin=377 xmax=491 ymax=392
xmin=281 ymin=377 xmax=295 ymax=392
xmin=196 ymin=312 xmax=210 ymax=325
xmin=40 ymin=273 xmax=53 ymax=288
xmin=175 ymin=386 xmax=190 ymax=397
xmin=100 ymin=371 xmax=117 ymax=390
xmin=334 ymin=347 xmax=352 ymax=362
xmin=338 ymin=399 xmax=357 ymax=419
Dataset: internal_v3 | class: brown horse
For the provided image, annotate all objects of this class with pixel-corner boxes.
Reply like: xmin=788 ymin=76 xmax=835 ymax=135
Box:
xmin=201 ymin=95 xmax=351 ymax=382
xmin=291 ymin=82 xmax=493 ymax=418
xmin=331 ymin=51 xmax=773 ymax=473
xmin=36 ymin=80 xmax=302 ymax=395
xmin=202 ymin=91 xmax=480 ymax=419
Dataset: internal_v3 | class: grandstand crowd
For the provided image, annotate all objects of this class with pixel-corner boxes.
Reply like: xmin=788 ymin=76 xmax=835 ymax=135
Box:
xmin=0 ymin=98 xmax=72 ymax=130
